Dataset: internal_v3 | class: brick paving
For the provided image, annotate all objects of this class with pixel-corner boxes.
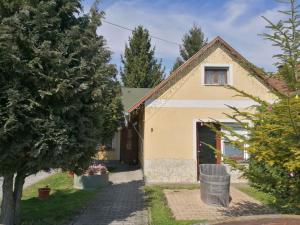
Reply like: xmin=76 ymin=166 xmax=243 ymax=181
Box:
xmin=164 ymin=186 xmax=274 ymax=222
xmin=72 ymin=169 xmax=148 ymax=225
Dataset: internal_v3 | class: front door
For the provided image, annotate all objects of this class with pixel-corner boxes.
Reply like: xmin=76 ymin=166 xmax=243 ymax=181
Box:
xmin=197 ymin=123 xmax=217 ymax=164
xmin=196 ymin=123 xmax=221 ymax=180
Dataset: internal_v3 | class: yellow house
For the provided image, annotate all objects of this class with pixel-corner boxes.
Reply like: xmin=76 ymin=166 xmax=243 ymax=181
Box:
xmin=100 ymin=36 xmax=287 ymax=183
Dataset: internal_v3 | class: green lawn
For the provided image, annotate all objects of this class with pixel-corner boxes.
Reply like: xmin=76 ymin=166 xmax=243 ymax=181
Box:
xmin=145 ymin=184 xmax=206 ymax=225
xmin=234 ymin=183 xmax=300 ymax=213
xmin=234 ymin=183 xmax=275 ymax=206
xmin=21 ymin=173 xmax=98 ymax=225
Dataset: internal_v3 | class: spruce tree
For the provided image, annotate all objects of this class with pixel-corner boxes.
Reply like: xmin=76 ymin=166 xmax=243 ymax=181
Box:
xmin=172 ymin=24 xmax=207 ymax=71
xmin=121 ymin=26 xmax=165 ymax=88
xmin=0 ymin=1 xmax=122 ymax=224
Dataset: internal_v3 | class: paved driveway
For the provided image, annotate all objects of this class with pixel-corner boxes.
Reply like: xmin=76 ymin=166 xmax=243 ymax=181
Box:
xmin=71 ymin=169 xmax=148 ymax=225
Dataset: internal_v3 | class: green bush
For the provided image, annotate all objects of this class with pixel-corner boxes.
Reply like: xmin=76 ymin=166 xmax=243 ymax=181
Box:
xmin=247 ymin=159 xmax=300 ymax=213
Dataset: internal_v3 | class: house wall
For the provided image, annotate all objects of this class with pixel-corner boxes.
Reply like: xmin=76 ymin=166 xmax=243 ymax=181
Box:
xmin=142 ymin=46 xmax=277 ymax=183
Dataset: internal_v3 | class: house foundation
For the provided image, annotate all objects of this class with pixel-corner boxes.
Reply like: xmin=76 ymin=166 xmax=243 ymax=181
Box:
xmin=144 ymin=159 xmax=197 ymax=183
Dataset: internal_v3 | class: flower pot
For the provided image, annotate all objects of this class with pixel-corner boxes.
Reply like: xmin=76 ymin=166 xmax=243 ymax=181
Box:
xmin=68 ymin=171 xmax=74 ymax=177
xmin=73 ymin=173 xmax=109 ymax=190
xmin=38 ymin=187 xmax=51 ymax=200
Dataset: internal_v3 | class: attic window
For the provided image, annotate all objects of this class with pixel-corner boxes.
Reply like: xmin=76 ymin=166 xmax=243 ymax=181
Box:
xmin=204 ymin=67 xmax=229 ymax=85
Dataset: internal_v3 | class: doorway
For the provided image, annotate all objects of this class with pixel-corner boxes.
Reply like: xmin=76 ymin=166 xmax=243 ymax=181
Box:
xmin=196 ymin=122 xmax=221 ymax=180
xmin=120 ymin=124 xmax=139 ymax=164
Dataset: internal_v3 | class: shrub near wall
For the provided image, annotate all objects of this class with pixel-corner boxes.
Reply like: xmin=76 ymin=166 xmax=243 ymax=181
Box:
xmin=247 ymin=160 xmax=300 ymax=213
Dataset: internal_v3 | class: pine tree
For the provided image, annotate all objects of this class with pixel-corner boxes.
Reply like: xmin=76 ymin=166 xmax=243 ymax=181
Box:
xmin=0 ymin=1 xmax=122 ymax=224
xmin=262 ymin=0 xmax=300 ymax=91
xmin=172 ymin=24 xmax=207 ymax=71
xmin=210 ymin=0 xmax=300 ymax=212
xmin=121 ymin=26 xmax=165 ymax=88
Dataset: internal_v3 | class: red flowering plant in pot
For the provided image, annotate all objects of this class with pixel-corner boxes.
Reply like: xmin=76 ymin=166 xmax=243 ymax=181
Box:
xmin=73 ymin=164 xmax=109 ymax=189
xmin=86 ymin=164 xmax=108 ymax=175
xmin=38 ymin=185 xmax=51 ymax=200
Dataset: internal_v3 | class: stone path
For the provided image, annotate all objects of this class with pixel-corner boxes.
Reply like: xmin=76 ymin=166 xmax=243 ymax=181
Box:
xmin=72 ymin=168 xmax=148 ymax=225
xmin=0 ymin=170 xmax=56 ymax=199
xmin=164 ymin=186 xmax=274 ymax=222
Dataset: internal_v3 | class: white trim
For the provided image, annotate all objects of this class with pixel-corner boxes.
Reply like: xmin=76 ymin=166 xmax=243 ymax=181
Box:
xmin=146 ymin=99 xmax=272 ymax=108
xmin=192 ymin=120 xmax=197 ymax=160
xmin=221 ymin=126 xmax=249 ymax=161
xmin=201 ymin=64 xmax=233 ymax=86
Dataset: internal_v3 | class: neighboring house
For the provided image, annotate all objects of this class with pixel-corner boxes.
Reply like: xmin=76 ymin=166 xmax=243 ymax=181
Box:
xmin=96 ymin=87 xmax=152 ymax=162
xmin=98 ymin=36 xmax=287 ymax=183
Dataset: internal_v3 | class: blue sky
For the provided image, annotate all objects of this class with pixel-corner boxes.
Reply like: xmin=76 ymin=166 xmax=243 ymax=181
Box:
xmin=82 ymin=0 xmax=286 ymax=75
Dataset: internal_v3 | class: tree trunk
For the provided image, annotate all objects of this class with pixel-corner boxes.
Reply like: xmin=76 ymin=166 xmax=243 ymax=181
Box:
xmin=13 ymin=173 xmax=25 ymax=225
xmin=0 ymin=174 xmax=15 ymax=225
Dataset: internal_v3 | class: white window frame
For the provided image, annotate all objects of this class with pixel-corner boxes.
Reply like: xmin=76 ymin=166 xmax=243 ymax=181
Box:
xmin=221 ymin=125 xmax=249 ymax=161
xmin=201 ymin=64 xmax=233 ymax=86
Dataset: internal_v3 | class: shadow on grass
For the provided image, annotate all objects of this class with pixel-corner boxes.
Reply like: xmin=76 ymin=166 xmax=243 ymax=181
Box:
xmin=234 ymin=184 xmax=300 ymax=214
xmin=21 ymin=188 xmax=97 ymax=225
xmin=217 ymin=200 xmax=274 ymax=217
xmin=19 ymin=168 xmax=149 ymax=225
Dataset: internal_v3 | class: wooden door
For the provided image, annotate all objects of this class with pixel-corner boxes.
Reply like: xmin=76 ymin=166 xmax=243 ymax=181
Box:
xmin=120 ymin=126 xmax=138 ymax=164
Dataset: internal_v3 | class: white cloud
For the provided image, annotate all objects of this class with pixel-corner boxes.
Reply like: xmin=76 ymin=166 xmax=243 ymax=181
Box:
xmin=97 ymin=0 xmax=286 ymax=73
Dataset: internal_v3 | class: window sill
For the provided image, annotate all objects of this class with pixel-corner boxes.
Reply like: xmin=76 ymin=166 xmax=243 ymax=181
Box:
xmin=203 ymin=84 xmax=229 ymax=86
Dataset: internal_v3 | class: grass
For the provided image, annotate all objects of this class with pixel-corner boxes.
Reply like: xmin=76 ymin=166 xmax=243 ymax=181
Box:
xmin=234 ymin=183 xmax=300 ymax=214
xmin=233 ymin=183 xmax=275 ymax=206
xmin=145 ymin=184 xmax=206 ymax=225
xmin=20 ymin=173 xmax=98 ymax=225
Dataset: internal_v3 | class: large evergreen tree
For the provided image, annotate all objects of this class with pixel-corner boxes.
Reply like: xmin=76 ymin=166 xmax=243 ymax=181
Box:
xmin=172 ymin=24 xmax=207 ymax=71
xmin=121 ymin=26 xmax=165 ymax=88
xmin=0 ymin=1 xmax=122 ymax=224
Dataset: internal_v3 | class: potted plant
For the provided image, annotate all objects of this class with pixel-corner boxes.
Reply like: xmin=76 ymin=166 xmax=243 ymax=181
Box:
xmin=38 ymin=185 xmax=51 ymax=200
xmin=73 ymin=164 xmax=109 ymax=189
xmin=68 ymin=171 xmax=75 ymax=177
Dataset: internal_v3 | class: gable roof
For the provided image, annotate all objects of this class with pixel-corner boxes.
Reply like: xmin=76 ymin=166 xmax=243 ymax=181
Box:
xmin=121 ymin=87 xmax=153 ymax=112
xmin=128 ymin=36 xmax=288 ymax=113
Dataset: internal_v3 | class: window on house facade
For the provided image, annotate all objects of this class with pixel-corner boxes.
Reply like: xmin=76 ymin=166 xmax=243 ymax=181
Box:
xmin=222 ymin=123 xmax=248 ymax=161
xmin=223 ymin=142 xmax=244 ymax=160
xmin=204 ymin=67 xmax=229 ymax=85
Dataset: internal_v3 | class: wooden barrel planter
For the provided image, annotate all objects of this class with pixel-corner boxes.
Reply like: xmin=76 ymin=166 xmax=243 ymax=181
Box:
xmin=200 ymin=164 xmax=231 ymax=207
xmin=73 ymin=173 xmax=109 ymax=190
